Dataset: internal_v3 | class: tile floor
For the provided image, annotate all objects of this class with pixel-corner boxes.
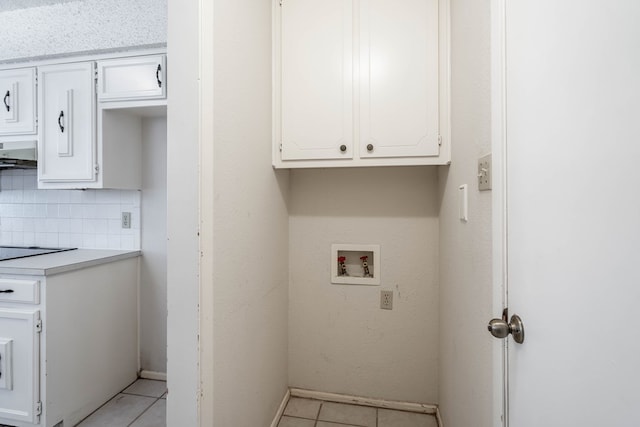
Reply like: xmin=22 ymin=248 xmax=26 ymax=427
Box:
xmin=278 ymin=397 xmax=437 ymax=427
xmin=75 ymin=379 xmax=167 ymax=427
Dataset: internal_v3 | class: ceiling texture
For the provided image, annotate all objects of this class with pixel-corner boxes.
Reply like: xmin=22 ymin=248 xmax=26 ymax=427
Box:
xmin=0 ymin=0 xmax=81 ymax=12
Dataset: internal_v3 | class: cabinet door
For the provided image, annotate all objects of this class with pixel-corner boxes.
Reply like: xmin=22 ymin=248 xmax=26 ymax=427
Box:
xmin=97 ymin=55 xmax=166 ymax=102
xmin=279 ymin=0 xmax=354 ymax=160
xmin=0 ymin=309 xmax=40 ymax=425
xmin=38 ymin=62 xmax=96 ymax=183
xmin=359 ymin=0 xmax=440 ymax=158
xmin=0 ymin=67 xmax=37 ymax=136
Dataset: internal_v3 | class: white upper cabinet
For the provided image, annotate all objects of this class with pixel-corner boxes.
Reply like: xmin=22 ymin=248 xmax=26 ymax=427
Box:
xmin=273 ymin=0 xmax=450 ymax=168
xmin=38 ymin=62 xmax=96 ymax=185
xmin=279 ymin=0 xmax=353 ymax=161
xmin=0 ymin=67 xmax=37 ymax=136
xmin=97 ymin=55 xmax=166 ymax=102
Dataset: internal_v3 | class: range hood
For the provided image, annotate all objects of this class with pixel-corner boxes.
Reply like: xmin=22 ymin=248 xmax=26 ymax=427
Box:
xmin=0 ymin=140 xmax=37 ymax=169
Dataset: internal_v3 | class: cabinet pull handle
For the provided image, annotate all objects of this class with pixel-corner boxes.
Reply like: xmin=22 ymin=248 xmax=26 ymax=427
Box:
xmin=156 ymin=64 xmax=162 ymax=88
xmin=58 ymin=110 xmax=65 ymax=133
xmin=3 ymin=90 xmax=9 ymax=112
xmin=0 ymin=289 xmax=14 ymax=293
xmin=340 ymin=145 xmax=347 ymax=152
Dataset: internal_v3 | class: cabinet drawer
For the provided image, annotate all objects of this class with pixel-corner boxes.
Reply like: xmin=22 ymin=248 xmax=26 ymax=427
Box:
xmin=0 ymin=279 xmax=39 ymax=304
xmin=97 ymin=55 xmax=166 ymax=102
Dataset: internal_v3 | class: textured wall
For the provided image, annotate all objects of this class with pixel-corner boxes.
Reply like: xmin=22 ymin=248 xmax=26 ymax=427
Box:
xmin=289 ymin=167 xmax=440 ymax=404
xmin=0 ymin=0 xmax=166 ymax=63
xmin=140 ymin=117 xmax=167 ymax=374
xmin=437 ymin=0 xmax=494 ymax=426
xmin=211 ymin=0 xmax=291 ymax=425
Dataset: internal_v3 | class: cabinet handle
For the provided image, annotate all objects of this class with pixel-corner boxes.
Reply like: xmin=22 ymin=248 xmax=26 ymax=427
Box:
xmin=3 ymin=90 xmax=9 ymax=112
xmin=367 ymin=143 xmax=374 ymax=152
xmin=58 ymin=110 xmax=65 ymax=133
xmin=340 ymin=145 xmax=347 ymax=152
xmin=0 ymin=289 xmax=14 ymax=293
xmin=156 ymin=64 xmax=162 ymax=88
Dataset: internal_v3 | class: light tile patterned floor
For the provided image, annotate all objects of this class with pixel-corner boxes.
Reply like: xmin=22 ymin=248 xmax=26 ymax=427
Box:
xmin=75 ymin=379 xmax=167 ymax=427
xmin=279 ymin=397 xmax=437 ymax=427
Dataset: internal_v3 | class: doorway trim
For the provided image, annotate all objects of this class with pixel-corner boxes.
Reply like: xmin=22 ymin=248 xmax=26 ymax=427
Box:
xmin=491 ymin=0 xmax=508 ymax=426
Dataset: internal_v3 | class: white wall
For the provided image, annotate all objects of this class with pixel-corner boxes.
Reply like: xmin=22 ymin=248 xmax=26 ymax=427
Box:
xmin=140 ymin=117 xmax=167 ymax=374
xmin=210 ymin=0 xmax=291 ymax=425
xmin=0 ymin=0 xmax=166 ymax=63
xmin=437 ymin=0 xmax=493 ymax=426
xmin=289 ymin=167 xmax=439 ymax=404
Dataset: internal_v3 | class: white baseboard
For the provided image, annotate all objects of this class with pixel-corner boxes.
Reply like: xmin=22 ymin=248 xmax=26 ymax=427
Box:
xmin=270 ymin=389 xmax=291 ymax=427
xmin=139 ymin=370 xmax=167 ymax=381
xmin=289 ymin=388 xmax=438 ymax=415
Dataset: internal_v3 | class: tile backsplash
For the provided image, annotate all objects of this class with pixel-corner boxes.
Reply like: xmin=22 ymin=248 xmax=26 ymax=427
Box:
xmin=0 ymin=169 xmax=140 ymax=250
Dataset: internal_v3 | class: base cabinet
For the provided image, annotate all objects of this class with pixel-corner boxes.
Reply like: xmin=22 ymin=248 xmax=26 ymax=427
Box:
xmin=0 ymin=309 xmax=40 ymax=425
xmin=0 ymin=256 xmax=138 ymax=427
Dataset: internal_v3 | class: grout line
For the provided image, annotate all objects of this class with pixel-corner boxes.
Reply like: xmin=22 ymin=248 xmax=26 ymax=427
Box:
xmin=315 ymin=401 xmax=323 ymax=426
xmin=126 ymin=397 xmax=160 ymax=427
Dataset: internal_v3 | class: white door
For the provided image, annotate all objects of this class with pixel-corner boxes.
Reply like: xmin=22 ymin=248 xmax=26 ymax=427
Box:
xmin=498 ymin=1 xmax=640 ymax=425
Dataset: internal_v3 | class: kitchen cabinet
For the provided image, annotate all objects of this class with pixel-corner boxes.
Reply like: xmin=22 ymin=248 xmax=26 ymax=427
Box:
xmin=0 ymin=304 xmax=40 ymax=425
xmin=0 ymin=50 xmax=165 ymax=188
xmin=37 ymin=60 xmax=148 ymax=190
xmin=273 ymin=0 xmax=450 ymax=168
xmin=37 ymin=62 xmax=96 ymax=185
xmin=0 ymin=67 xmax=37 ymax=137
xmin=0 ymin=252 xmax=139 ymax=427
xmin=97 ymin=54 xmax=166 ymax=102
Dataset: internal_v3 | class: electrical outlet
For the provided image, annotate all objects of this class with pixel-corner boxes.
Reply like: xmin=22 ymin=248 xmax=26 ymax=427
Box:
xmin=380 ymin=290 xmax=393 ymax=310
xmin=478 ymin=153 xmax=492 ymax=191
xmin=121 ymin=212 xmax=131 ymax=229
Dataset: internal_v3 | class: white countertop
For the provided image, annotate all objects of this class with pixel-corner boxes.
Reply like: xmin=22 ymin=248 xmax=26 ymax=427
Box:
xmin=0 ymin=249 xmax=141 ymax=276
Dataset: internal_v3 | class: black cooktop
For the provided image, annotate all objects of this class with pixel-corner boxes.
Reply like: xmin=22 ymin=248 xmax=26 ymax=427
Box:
xmin=0 ymin=246 xmax=77 ymax=261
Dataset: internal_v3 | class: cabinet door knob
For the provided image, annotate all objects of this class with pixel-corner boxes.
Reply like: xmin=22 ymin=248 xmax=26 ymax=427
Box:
xmin=340 ymin=144 xmax=347 ymax=152
xmin=367 ymin=143 xmax=374 ymax=151
xmin=3 ymin=90 xmax=9 ymax=112
xmin=156 ymin=64 xmax=162 ymax=88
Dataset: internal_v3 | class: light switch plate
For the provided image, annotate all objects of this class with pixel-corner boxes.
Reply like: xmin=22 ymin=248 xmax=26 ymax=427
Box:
xmin=478 ymin=154 xmax=492 ymax=191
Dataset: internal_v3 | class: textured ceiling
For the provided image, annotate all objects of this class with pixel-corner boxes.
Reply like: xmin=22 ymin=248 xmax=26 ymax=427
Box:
xmin=0 ymin=0 xmax=81 ymax=12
